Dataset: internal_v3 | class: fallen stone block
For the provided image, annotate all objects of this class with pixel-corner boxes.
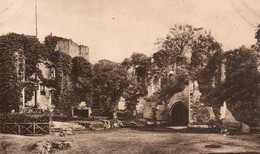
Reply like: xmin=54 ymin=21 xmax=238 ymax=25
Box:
xmin=89 ymin=123 xmax=105 ymax=130
xmin=29 ymin=140 xmax=71 ymax=153
xmin=52 ymin=141 xmax=71 ymax=150
xmin=103 ymin=120 xmax=111 ymax=129
xmin=241 ymin=123 xmax=250 ymax=133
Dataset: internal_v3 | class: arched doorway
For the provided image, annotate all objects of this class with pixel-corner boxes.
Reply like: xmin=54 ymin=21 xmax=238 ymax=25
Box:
xmin=170 ymin=102 xmax=189 ymax=126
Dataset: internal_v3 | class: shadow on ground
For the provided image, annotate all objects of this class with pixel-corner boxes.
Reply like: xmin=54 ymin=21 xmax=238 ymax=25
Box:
xmin=130 ymin=125 xmax=221 ymax=134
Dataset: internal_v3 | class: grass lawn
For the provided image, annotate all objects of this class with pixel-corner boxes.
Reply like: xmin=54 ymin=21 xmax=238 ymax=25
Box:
xmin=0 ymin=127 xmax=259 ymax=153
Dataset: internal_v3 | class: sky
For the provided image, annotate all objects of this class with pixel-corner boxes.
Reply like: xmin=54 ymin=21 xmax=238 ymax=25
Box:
xmin=0 ymin=0 xmax=259 ymax=63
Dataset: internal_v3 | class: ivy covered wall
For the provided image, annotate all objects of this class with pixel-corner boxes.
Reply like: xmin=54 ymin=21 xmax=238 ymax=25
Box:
xmin=0 ymin=34 xmax=92 ymax=115
xmin=44 ymin=36 xmax=93 ymax=116
xmin=0 ymin=33 xmax=40 ymax=112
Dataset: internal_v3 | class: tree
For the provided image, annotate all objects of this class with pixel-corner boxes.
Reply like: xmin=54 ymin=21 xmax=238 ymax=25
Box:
xmin=71 ymin=57 xmax=93 ymax=106
xmin=199 ymin=46 xmax=260 ymax=126
xmin=93 ymin=60 xmax=128 ymax=118
xmin=254 ymin=24 xmax=260 ymax=69
xmin=122 ymin=52 xmax=149 ymax=69
xmin=223 ymin=47 xmax=259 ymax=126
xmin=150 ymin=25 xmax=222 ymax=105
xmin=197 ymin=25 xmax=260 ymax=126
xmin=153 ymin=24 xmax=222 ymax=76
xmin=255 ymin=24 xmax=260 ymax=44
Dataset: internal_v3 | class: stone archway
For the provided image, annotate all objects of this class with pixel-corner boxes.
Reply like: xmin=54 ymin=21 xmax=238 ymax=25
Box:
xmin=170 ymin=102 xmax=189 ymax=126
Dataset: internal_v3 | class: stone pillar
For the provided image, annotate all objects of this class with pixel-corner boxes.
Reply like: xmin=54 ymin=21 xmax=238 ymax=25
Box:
xmin=88 ymin=107 xmax=92 ymax=117
xmin=188 ymin=80 xmax=193 ymax=124
xmin=220 ymin=101 xmax=227 ymax=120
xmin=221 ymin=58 xmax=226 ymax=82
xmin=49 ymin=91 xmax=52 ymax=106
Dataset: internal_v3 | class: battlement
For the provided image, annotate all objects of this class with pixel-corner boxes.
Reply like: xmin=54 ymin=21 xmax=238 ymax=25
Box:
xmin=54 ymin=38 xmax=89 ymax=60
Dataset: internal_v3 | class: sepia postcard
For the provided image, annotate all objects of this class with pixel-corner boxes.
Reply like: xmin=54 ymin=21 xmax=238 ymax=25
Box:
xmin=0 ymin=0 xmax=259 ymax=153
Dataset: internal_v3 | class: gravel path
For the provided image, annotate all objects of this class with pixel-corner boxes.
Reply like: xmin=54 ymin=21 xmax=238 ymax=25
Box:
xmin=0 ymin=128 xmax=259 ymax=153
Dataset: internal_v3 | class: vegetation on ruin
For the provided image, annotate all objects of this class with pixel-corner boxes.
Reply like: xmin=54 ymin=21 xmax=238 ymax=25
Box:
xmin=0 ymin=25 xmax=259 ymax=124
xmin=121 ymin=53 xmax=150 ymax=116
xmin=197 ymin=25 xmax=260 ymax=126
xmin=93 ymin=60 xmax=128 ymax=118
xmin=224 ymin=47 xmax=259 ymax=126
xmin=122 ymin=52 xmax=150 ymax=70
xmin=48 ymin=50 xmax=73 ymax=115
xmin=0 ymin=33 xmax=24 ymax=112
xmin=148 ymin=25 xmax=222 ymax=104
xmin=0 ymin=113 xmax=50 ymax=123
xmin=71 ymin=56 xmax=94 ymax=105
xmin=200 ymin=47 xmax=260 ymax=126
xmin=0 ymin=33 xmax=46 ymax=112
xmin=151 ymin=25 xmax=222 ymax=76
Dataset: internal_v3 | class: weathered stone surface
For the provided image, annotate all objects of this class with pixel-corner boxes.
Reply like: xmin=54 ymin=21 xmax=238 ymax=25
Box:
xmin=146 ymin=121 xmax=156 ymax=125
xmin=136 ymin=97 xmax=146 ymax=116
xmin=30 ymin=140 xmax=71 ymax=153
xmin=241 ymin=123 xmax=250 ymax=133
xmin=103 ymin=120 xmax=111 ymax=129
xmin=89 ymin=123 xmax=104 ymax=130
xmin=155 ymin=104 xmax=167 ymax=121
xmin=143 ymin=102 xmax=156 ymax=119
xmin=55 ymin=38 xmax=89 ymax=60
xmin=52 ymin=141 xmax=71 ymax=150
xmin=62 ymin=129 xmax=74 ymax=135
xmin=113 ymin=122 xmax=119 ymax=128
xmin=52 ymin=121 xmax=85 ymax=131
xmin=129 ymin=121 xmax=145 ymax=127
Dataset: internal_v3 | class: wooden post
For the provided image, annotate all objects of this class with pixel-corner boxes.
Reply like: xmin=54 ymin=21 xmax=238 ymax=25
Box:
xmin=18 ymin=124 xmax=21 ymax=134
xmin=49 ymin=113 xmax=52 ymax=134
xmin=33 ymin=123 xmax=35 ymax=134
xmin=71 ymin=106 xmax=74 ymax=117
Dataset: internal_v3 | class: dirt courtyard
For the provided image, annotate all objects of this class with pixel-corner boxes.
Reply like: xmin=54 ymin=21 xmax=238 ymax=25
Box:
xmin=0 ymin=128 xmax=259 ymax=153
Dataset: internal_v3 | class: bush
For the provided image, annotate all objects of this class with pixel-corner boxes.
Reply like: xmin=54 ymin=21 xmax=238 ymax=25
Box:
xmin=0 ymin=113 xmax=50 ymax=123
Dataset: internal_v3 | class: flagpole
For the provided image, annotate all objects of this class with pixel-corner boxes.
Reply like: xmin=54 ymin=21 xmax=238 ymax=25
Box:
xmin=34 ymin=0 xmax=38 ymax=108
xmin=35 ymin=0 xmax=38 ymax=38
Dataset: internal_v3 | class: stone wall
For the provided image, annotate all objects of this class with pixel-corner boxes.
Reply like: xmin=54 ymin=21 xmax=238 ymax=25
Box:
xmin=55 ymin=39 xmax=89 ymax=60
xmin=14 ymin=50 xmax=26 ymax=109
xmin=136 ymin=97 xmax=146 ymax=116
xmin=26 ymin=86 xmax=52 ymax=111
xmin=25 ymin=61 xmax=54 ymax=111
xmin=168 ymin=85 xmax=189 ymax=110
xmin=141 ymin=80 xmax=214 ymax=125
xmin=147 ymin=76 xmax=161 ymax=97
xmin=118 ymin=97 xmax=126 ymax=110
xmin=188 ymin=80 xmax=211 ymax=125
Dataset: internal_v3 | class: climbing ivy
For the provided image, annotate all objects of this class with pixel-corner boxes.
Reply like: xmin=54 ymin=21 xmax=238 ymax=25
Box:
xmin=197 ymin=46 xmax=260 ymax=126
xmin=93 ymin=60 xmax=128 ymax=118
xmin=197 ymin=51 xmax=222 ymax=107
xmin=0 ymin=33 xmax=45 ymax=112
xmin=48 ymin=49 xmax=73 ymax=115
xmin=0 ymin=34 xmax=23 ymax=112
xmin=222 ymin=47 xmax=259 ymax=126
xmin=71 ymin=56 xmax=94 ymax=105
xmin=44 ymin=35 xmax=94 ymax=116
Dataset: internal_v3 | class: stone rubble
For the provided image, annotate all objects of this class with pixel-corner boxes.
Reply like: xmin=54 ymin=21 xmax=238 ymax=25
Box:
xmin=29 ymin=140 xmax=71 ymax=153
